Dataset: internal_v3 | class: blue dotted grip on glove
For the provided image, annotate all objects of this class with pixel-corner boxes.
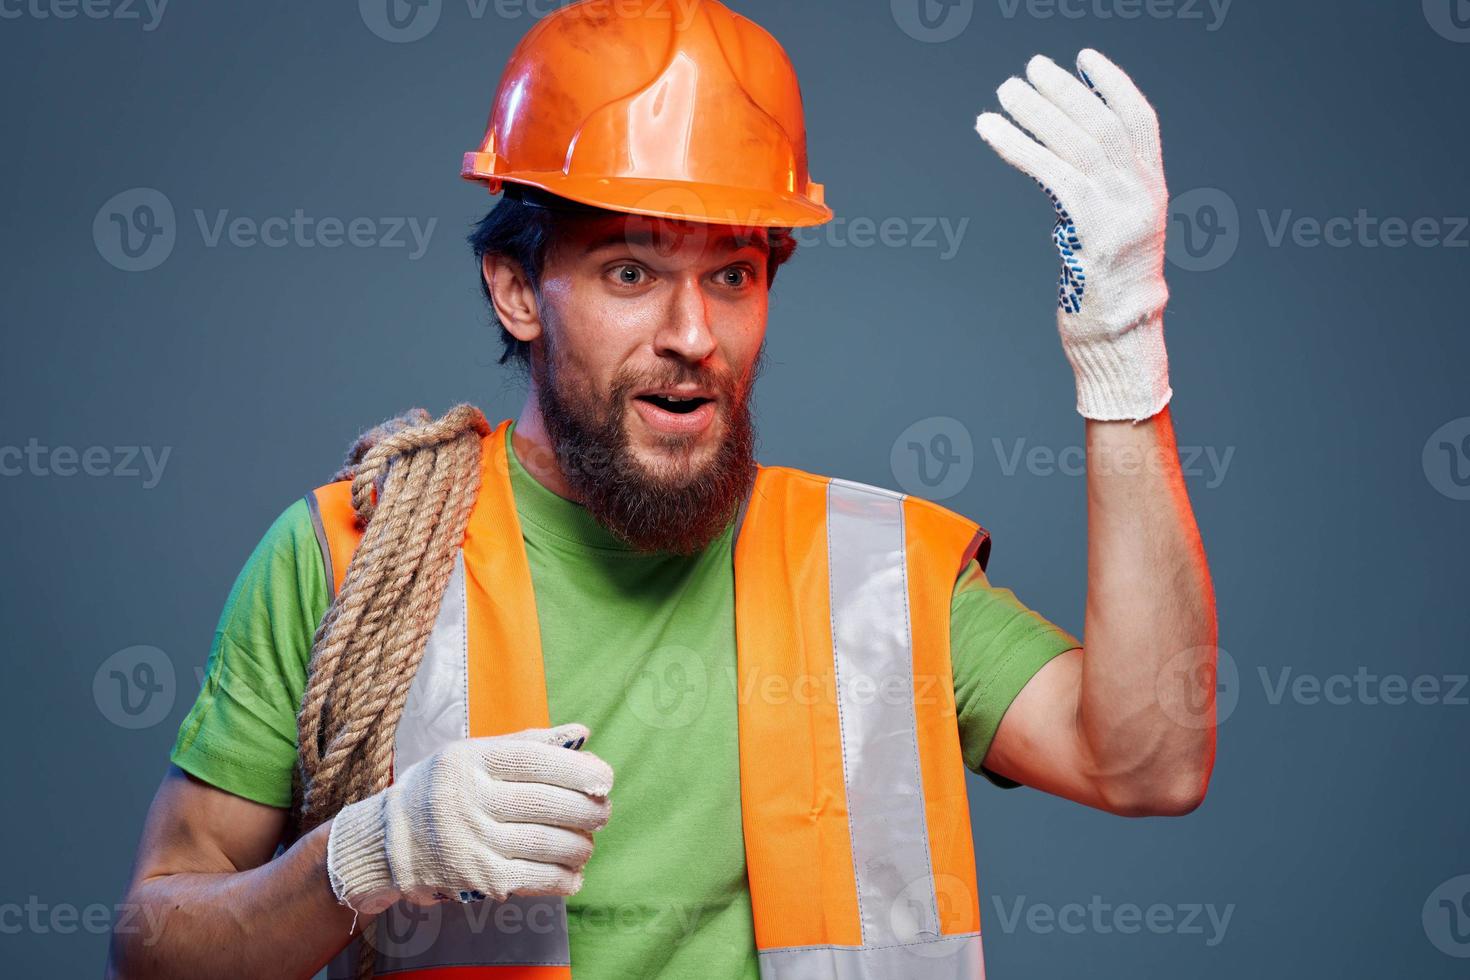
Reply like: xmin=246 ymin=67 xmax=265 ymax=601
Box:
xmin=1037 ymin=179 xmax=1085 ymax=314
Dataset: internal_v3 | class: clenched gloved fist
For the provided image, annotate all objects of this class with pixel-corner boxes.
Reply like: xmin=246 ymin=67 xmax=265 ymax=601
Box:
xmin=326 ymin=723 xmax=613 ymax=915
xmin=976 ymin=49 xmax=1172 ymax=422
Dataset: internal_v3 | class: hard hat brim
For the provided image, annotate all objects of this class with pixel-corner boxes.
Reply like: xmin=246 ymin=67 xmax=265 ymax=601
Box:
xmin=475 ymin=172 xmax=833 ymax=229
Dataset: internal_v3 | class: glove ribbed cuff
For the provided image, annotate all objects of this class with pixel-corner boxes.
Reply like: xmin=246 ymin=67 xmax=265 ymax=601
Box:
xmin=326 ymin=795 xmax=399 ymax=915
xmin=1062 ymin=310 xmax=1173 ymax=422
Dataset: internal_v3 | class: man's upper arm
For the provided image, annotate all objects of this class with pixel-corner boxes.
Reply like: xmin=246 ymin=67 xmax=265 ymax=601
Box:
xmin=978 ymin=648 xmax=1110 ymax=806
xmin=949 ymin=559 xmax=1080 ymax=788
xmin=130 ymin=766 xmax=290 ymax=884
xmin=169 ymin=499 xmax=329 ymax=809
xmin=950 ymin=560 xmax=1138 ymax=810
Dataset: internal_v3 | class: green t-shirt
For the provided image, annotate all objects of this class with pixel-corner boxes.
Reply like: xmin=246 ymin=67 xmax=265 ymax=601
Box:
xmin=171 ymin=422 xmax=1079 ymax=978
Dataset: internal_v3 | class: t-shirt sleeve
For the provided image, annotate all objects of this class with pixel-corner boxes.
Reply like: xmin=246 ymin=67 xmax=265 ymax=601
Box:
xmin=950 ymin=558 xmax=1080 ymax=789
xmin=170 ymin=498 xmax=330 ymax=808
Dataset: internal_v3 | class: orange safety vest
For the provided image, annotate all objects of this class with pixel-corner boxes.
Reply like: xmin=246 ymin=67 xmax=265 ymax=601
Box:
xmin=310 ymin=419 xmax=992 ymax=980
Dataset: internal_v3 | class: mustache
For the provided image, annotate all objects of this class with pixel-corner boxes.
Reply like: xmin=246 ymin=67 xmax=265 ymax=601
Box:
xmin=609 ymin=363 xmax=745 ymax=403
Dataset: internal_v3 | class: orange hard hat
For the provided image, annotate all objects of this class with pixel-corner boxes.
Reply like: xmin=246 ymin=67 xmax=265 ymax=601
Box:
xmin=461 ymin=0 xmax=831 ymax=228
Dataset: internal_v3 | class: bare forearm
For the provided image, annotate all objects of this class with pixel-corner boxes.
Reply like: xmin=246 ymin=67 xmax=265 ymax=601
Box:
xmin=109 ymin=820 xmax=362 ymax=980
xmin=1079 ymin=404 xmax=1216 ymax=813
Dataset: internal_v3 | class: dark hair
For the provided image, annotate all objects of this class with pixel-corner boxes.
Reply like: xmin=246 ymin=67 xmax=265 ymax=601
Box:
xmin=467 ymin=188 xmax=800 ymax=367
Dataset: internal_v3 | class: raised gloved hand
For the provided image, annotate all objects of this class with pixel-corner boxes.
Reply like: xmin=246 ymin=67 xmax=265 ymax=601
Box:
xmin=975 ymin=49 xmax=1172 ymax=422
xmin=326 ymin=723 xmax=613 ymax=915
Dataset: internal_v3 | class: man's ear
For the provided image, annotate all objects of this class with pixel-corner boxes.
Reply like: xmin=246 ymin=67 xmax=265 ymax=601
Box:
xmin=483 ymin=253 xmax=542 ymax=344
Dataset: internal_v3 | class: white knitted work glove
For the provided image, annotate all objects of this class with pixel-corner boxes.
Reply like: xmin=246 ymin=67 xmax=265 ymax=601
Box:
xmin=975 ymin=49 xmax=1173 ymax=421
xmin=325 ymin=723 xmax=613 ymax=915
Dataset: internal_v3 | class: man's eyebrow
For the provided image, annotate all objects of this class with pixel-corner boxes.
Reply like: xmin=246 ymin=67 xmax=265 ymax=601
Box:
xmin=581 ymin=228 xmax=770 ymax=256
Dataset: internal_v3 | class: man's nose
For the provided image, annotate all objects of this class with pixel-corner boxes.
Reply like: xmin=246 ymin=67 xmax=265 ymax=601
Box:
xmin=653 ymin=277 xmax=717 ymax=363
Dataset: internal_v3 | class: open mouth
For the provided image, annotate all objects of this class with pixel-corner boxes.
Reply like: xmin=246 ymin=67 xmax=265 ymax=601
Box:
xmin=634 ymin=393 xmax=713 ymax=415
xmin=631 ymin=390 xmax=719 ymax=435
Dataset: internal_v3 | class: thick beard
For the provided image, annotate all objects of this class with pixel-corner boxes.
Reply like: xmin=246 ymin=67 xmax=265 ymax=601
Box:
xmin=531 ymin=333 xmax=760 ymax=556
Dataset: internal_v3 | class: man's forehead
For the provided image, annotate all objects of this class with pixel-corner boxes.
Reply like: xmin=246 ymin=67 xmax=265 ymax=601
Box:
xmin=572 ymin=214 xmax=770 ymax=256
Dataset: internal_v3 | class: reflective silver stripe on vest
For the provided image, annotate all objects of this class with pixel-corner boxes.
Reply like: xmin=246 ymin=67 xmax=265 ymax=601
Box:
xmin=826 ymin=479 xmax=939 ymax=947
xmin=757 ymin=933 xmax=984 ymax=980
xmin=784 ymin=479 xmax=982 ymax=979
xmin=304 ymin=491 xmax=335 ymax=599
xmin=327 ymin=897 xmax=571 ymax=977
xmin=395 ymin=552 xmax=470 ymax=772
xmin=327 ymin=552 xmax=571 ymax=978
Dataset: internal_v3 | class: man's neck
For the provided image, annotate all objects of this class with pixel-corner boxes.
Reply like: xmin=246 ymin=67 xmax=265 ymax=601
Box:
xmin=511 ymin=397 xmax=579 ymax=503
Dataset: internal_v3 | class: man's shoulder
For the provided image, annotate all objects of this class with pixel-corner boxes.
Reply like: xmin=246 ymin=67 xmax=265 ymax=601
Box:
xmin=202 ymin=495 xmax=330 ymax=681
xmin=244 ymin=496 xmax=326 ymax=575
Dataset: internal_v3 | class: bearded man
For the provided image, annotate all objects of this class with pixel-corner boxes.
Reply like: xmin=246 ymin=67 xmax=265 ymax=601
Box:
xmin=109 ymin=2 xmax=1216 ymax=978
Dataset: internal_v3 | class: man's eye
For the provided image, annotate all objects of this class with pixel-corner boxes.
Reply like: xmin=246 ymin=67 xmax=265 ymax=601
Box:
xmin=610 ymin=264 xmax=646 ymax=286
xmin=719 ymin=266 xmax=752 ymax=288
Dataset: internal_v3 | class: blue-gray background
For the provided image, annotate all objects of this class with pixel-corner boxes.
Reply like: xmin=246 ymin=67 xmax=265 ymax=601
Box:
xmin=2 ymin=0 xmax=1467 ymax=976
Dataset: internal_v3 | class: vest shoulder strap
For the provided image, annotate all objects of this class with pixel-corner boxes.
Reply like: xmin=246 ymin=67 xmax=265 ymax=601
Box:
xmin=745 ymin=464 xmax=991 ymax=574
xmin=304 ymin=479 xmax=361 ymax=600
xmin=304 ymin=420 xmax=512 ymax=600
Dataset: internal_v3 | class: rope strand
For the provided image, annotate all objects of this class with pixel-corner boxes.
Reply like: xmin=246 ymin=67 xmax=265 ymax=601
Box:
xmin=292 ymin=404 xmax=490 ymax=978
